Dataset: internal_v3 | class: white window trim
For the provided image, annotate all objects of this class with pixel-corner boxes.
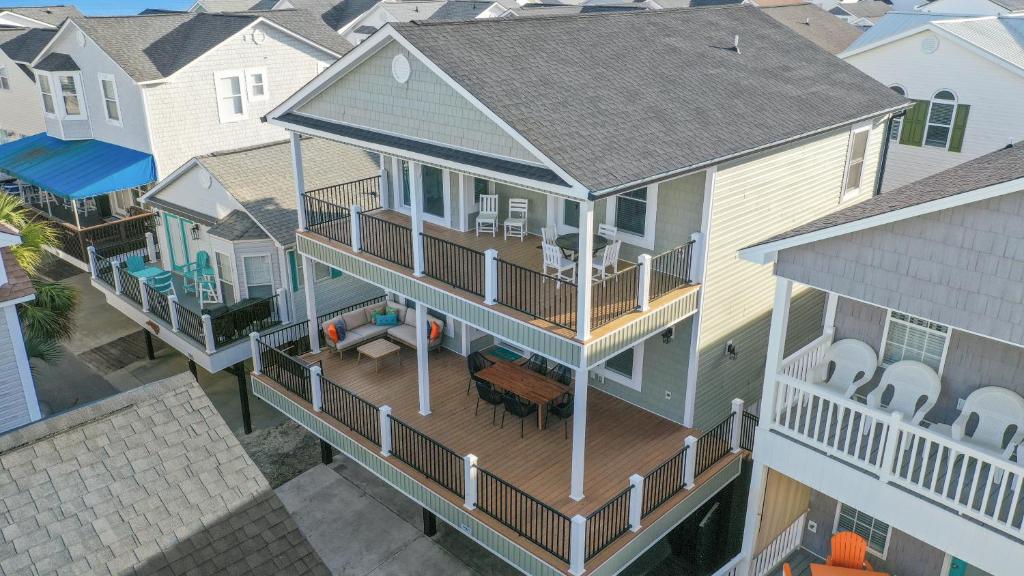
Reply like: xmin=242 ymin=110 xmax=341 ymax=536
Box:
xmin=469 ymin=175 xmax=495 ymax=213
xmin=833 ymin=502 xmax=892 ymax=560
xmin=0 ymin=65 xmax=9 ymax=91
xmin=245 ymin=67 xmax=268 ymax=103
xmin=593 ymin=342 xmax=645 ymax=391
xmin=393 ymin=160 xmax=451 ymax=227
xmin=557 ymin=198 xmax=580 ymax=234
xmin=888 ymin=85 xmax=906 ymax=143
xmin=604 ymin=183 xmax=659 ymax=250
xmin=38 ymin=72 xmax=56 ymax=117
xmin=214 ymin=249 xmax=234 ymax=303
xmin=214 ymin=69 xmax=248 ymax=123
xmin=878 ymin=308 xmax=951 ymax=376
xmin=240 ymin=253 xmax=274 ymax=299
xmin=924 ymin=89 xmax=957 ymax=150
xmin=56 ymin=72 xmax=87 ymax=120
xmin=840 ymin=125 xmax=871 ymax=202
xmin=97 ymin=72 xmax=122 ymax=127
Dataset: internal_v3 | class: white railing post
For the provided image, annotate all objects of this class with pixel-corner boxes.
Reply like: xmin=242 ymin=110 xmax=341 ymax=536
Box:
xmin=878 ymin=411 xmax=903 ymax=483
xmin=628 ymin=474 xmax=644 ymax=532
xmin=351 ymin=205 xmax=362 ymax=252
xmin=139 ymin=278 xmax=150 ymax=312
xmin=683 ymin=435 xmax=698 ymax=489
xmin=168 ymin=295 xmax=180 ymax=331
xmin=145 ymin=231 xmax=157 ymax=262
xmin=569 ymin=515 xmax=587 ymax=576
xmin=464 ymin=454 xmax=478 ymax=510
xmin=310 ymin=365 xmax=323 ymax=412
xmin=87 ymin=245 xmax=99 ymax=279
xmin=689 ymin=231 xmax=705 ymax=283
xmin=202 ymin=314 xmax=216 ymax=353
xmin=731 ymin=398 xmax=744 ymax=453
xmin=636 ymin=254 xmax=652 ymax=311
xmin=379 ymin=405 xmax=393 ymax=456
xmin=112 ymin=260 xmax=123 ymax=294
xmin=483 ymin=249 xmax=498 ymax=305
xmin=275 ymin=287 xmax=289 ymax=324
xmin=250 ymin=332 xmax=262 ymax=374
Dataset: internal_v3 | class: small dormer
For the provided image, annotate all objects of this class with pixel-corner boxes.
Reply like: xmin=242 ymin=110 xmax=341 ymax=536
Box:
xmin=34 ymin=52 xmax=92 ymax=140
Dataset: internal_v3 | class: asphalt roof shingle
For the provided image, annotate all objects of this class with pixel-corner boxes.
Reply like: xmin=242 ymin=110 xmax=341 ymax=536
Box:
xmin=763 ymin=3 xmax=862 ymax=54
xmin=0 ymin=248 xmax=34 ymax=303
xmin=389 ymin=6 xmax=908 ymax=193
xmin=0 ymin=26 xmax=55 ymax=62
xmin=34 ymin=51 xmax=78 ymax=70
xmin=0 ymin=5 xmax=81 ymax=26
xmin=208 ymin=209 xmax=271 ymax=240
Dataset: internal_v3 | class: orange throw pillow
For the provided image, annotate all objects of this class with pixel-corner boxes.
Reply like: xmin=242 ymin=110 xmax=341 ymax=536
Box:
xmin=326 ymin=323 xmax=339 ymax=343
xmin=429 ymin=321 xmax=442 ymax=341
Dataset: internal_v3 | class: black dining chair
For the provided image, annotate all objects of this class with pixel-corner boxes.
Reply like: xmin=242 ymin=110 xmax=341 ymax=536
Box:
xmin=547 ymin=392 xmax=574 ymax=439
xmin=525 ymin=353 xmax=547 ymax=375
xmin=548 ymin=363 xmax=572 ymax=388
xmin=474 ymin=380 xmax=504 ymax=425
xmin=466 ymin=351 xmax=493 ymax=395
xmin=500 ymin=392 xmax=538 ymax=438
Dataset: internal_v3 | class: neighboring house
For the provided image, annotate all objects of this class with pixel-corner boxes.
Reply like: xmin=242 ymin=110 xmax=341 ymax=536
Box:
xmin=254 ymin=7 xmax=906 ymax=575
xmin=736 ymin=143 xmax=1024 ymax=576
xmin=917 ymin=0 xmax=1024 ymax=15
xmin=762 ymin=3 xmax=863 ymax=53
xmin=189 ymin=0 xmax=280 ymax=11
xmin=0 ymin=372 xmax=331 ymax=575
xmin=841 ymin=13 xmax=1024 ymax=191
xmin=338 ymin=0 xmax=493 ymax=44
xmin=0 ymin=5 xmax=80 ymax=28
xmin=827 ymin=0 xmax=892 ymax=27
xmin=0 ymin=10 xmax=349 ymax=270
xmin=0 ymin=223 xmax=39 ymax=435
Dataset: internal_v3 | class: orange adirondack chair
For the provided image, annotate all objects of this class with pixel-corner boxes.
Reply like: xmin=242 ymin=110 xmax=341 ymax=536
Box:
xmin=783 ymin=563 xmax=793 ymax=576
xmin=827 ymin=531 xmax=874 ymax=570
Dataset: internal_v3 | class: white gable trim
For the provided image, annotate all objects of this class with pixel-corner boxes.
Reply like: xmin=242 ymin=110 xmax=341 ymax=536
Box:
xmin=739 ymin=176 xmax=1024 ymax=264
xmin=29 ymin=18 xmax=76 ymax=68
xmin=266 ymin=27 xmax=590 ymax=198
xmin=0 ymin=11 xmax=58 ymax=29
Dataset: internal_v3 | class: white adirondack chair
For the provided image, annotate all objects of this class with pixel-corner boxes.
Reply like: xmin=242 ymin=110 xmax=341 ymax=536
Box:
xmin=952 ymin=386 xmax=1024 ymax=460
xmin=504 ymin=198 xmax=528 ymax=241
xmin=866 ymin=360 xmax=941 ymax=425
xmin=592 ymin=239 xmax=621 ymax=280
xmin=597 ymin=223 xmax=618 ymax=240
xmin=542 ymin=243 xmax=575 ymax=288
xmin=476 ymin=194 xmax=498 ymax=237
xmin=808 ymin=339 xmax=878 ymax=399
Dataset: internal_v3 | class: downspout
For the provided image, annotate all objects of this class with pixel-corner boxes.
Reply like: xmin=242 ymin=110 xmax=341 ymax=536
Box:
xmin=874 ymin=111 xmax=903 ymax=196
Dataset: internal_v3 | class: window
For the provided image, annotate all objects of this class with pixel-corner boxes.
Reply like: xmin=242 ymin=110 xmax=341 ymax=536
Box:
xmin=835 ymin=504 xmax=891 ymax=557
xmin=562 ymin=199 xmax=579 ymax=229
xmin=421 ymin=165 xmax=445 ymax=218
xmin=58 ymin=74 xmax=83 ymax=118
xmin=842 ymin=128 xmax=870 ymax=199
xmin=400 ymin=160 xmax=411 ymax=206
xmin=0 ymin=66 xmax=9 ymax=90
xmin=242 ymin=254 xmax=274 ymax=298
xmin=215 ymin=251 xmax=235 ymax=305
xmin=924 ymin=90 xmax=957 ymax=148
xmin=614 ymin=188 xmax=648 ymax=236
xmin=295 ymin=255 xmax=334 ymax=287
xmin=246 ymin=68 xmax=268 ymax=102
xmin=882 ymin=311 xmax=949 ymax=373
xmin=98 ymin=73 xmax=121 ymax=125
xmin=888 ymin=86 xmax=905 ymax=142
xmin=39 ymin=74 xmax=55 ymax=115
xmin=215 ymin=71 xmax=246 ymax=122
xmin=596 ymin=343 xmax=644 ymax=391
xmin=473 ymin=177 xmax=489 ymax=204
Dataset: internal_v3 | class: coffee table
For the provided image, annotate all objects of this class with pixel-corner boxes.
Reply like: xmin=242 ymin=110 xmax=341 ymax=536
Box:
xmin=357 ymin=339 xmax=401 ymax=373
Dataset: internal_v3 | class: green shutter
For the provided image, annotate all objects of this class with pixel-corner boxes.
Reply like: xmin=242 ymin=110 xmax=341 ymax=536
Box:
xmin=899 ymin=100 xmax=929 ymax=147
xmin=948 ymin=104 xmax=970 ymax=153
xmin=288 ymin=250 xmax=299 ymax=292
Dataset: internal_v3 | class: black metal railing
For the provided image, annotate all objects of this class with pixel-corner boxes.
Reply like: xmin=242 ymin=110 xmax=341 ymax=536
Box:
xmin=359 ymin=211 xmax=413 ymax=269
xmin=93 ymin=236 xmax=150 ymax=261
xmin=306 ymin=176 xmax=381 ymax=211
xmin=740 ymin=411 xmax=758 ymax=452
xmin=304 ymin=195 xmax=352 ymax=246
xmin=174 ymin=301 xmax=206 ymax=347
xmin=641 ymin=447 xmax=686 ymax=518
xmin=585 ymin=486 xmax=632 ymax=561
xmin=389 ymin=416 xmax=465 ymax=497
xmin=259 ymin=319 xmax=312 ymax=357
xmin=590 ymin=264 xmax=640 ymax=330
xmin=477 ymin=468 xmax=571 ymax=563
xmin=257 ymin=338 xmax=316 ymax=402
xmin=118 ymin=265 xmax=143 ymax=306
xmin=650 ymin=241 xmax=695 ymax=301
xmin=314 ymin=296 xmax=387 ymax=346
xmin=321 ymin=375 xmax=380 ymax=445
xmin=94 ymin=254 xmax=115 ymax=289
xmin=145 ymin=283 xmax=171 ymax=324
xmin=421 ymin=233 xmax=486 ymax=297
xmin=211 ymin=295 xmax=282 ymax=348
xmin=695 ymin=415 xmax=734 ymax=477
xmin=496 ymin=258 xmax=576 ymax=330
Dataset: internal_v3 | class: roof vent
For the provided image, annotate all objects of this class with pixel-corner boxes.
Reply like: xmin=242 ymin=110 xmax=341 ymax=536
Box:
xmin=732 ymin=34 xmax=740 ymax=54
xmin=804 ymin=17 xmax=810 ymax=25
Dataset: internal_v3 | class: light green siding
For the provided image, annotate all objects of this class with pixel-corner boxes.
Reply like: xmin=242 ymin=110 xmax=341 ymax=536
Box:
xmin=299 ymin=40 xmax=539 ymax=165
xmin=586 ymin=290 xmax=700 ymax=365
xmin=608 ymin=171 xmax=705 ymax=262
xmin=692 ymin=119 xmax=886 ymax=429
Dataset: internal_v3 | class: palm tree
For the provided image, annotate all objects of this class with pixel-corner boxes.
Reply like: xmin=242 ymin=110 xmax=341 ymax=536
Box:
xmin=0 ymin=194 xmax=77 ymax=364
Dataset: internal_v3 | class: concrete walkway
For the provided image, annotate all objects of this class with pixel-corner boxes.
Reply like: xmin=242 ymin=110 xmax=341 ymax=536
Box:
xmin=278 ymin=462 xmax=521 ymax=576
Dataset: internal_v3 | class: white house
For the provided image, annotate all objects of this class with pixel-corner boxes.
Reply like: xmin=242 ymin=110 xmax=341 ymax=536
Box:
xmin=841 ymin=12 xmax=1024 ymax=191
xmin=0 ymin=223 xmax=39 ymax=434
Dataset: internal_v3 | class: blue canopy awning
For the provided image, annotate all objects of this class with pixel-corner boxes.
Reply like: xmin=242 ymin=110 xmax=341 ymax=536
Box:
xmin=0 ymin=133 xmax=156 ymax=200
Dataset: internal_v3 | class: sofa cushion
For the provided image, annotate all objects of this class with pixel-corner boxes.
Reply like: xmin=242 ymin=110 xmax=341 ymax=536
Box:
xmin=349 ymin=324 xmax=388 ymax=341
xmin=342 ymin=309 xmax=367 ymax=330
xmin=389 ymin=302 xmax=408 ymax=323
xmin=387 ymin=324 xmax=417 ymax=348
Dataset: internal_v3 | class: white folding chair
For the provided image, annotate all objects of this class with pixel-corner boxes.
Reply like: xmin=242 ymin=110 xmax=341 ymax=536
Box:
xmin=808 ymin=339 xmax=878 ymax=399
xmin=598 ymin=223 xmax=618 ymax=240
xmin=592 ymin=239 xmax=621 ymax=280
xmin=542 ymin=243 xmax=575 ymax=288
xmin=504 ymin=198 xmax=528 ymax=241
xmin=476 ymin=194 xmax=498 ymax=237
xmin=866 ymin=360 xmax=940 ymax=425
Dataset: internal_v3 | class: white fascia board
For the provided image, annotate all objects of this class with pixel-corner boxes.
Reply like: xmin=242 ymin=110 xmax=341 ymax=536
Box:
xmin=0 ymin=11 xmax=57 ymax=29
xmin=738 ymin=176 xmax=1024 ymax=264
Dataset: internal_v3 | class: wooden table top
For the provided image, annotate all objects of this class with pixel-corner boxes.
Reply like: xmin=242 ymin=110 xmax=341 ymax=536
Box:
xmin=475 ymin=360 xmax=567 ymax=406
xmin=357 ymin=338 xmax=400 ymax=358
xmin=810 ymin=564 xmax=888 ymax=576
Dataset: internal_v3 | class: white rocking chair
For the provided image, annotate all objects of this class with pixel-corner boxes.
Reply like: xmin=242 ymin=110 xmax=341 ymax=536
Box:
xmin=476 ymin=194 xmax=498 ymax=237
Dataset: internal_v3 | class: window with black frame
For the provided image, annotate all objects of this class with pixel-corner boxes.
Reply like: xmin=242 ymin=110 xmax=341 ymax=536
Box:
xmin=615 ymin=188 xmax=648 ymax=236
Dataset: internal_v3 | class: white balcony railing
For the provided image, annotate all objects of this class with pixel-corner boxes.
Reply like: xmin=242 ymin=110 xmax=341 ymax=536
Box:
xmin=768 ymin=338 xmax=1024 ymax=539
xmin=750 ymin=511 xmax=806 ymax=576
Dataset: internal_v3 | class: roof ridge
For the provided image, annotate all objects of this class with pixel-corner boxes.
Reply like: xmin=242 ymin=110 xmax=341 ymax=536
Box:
xmin=199 ymin=138 xmax=292 ymax=158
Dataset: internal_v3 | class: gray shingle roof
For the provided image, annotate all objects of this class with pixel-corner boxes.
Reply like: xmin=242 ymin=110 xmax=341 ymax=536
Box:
xmin=1 ymin=5 xmax=81 ymax=26
xmin=256 ymin=9 xmax=354 ymax=54
xmin=300 ymin=0 xmax=380 ymax=31
xmin=506 ymin=3 xmax=647 ymax=17
xmin=934 ymin=16 xmax=1024 ymax=72
xmin=34 ymin=50 xmax=78 ymax=70
xmin=208 ymin=209 xmax=271 ymax=240
xmin=747 ymin=143 xmax=1024 ymax=248
xmin=390 ymin=6 xmax=909 ymax=193
xmin=991 ymin=0 xmax=1024 ymax=10
xmin=834 ymin=0 xmax=892 ymax=20
xmin=0 ymin=26 xmax=54 ymax=62
xmin=193 ymin=0 xmax=270 ymax=11
xmin=0 ymin=373 xmax=330 ymax=576
xmin=763 ymin=3 xmax=862 ymax=54
xmin=198 ymin=138 xmax=380 ymax=245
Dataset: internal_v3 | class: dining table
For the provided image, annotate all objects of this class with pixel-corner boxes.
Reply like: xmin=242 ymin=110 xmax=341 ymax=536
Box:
xmin=474 ymin=360 xmax=567 ymax=429
xmin=555 ymin=233 xmax=609 ymax=259
xmin=129 ymin=266 xmax=167 ymax=280
xmin=809 ymin=564 xmax=888 ymax=576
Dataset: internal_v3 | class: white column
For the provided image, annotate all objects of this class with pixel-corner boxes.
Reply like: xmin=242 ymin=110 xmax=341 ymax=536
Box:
xmin=570 ymin=357 xmax=588 ymax=501
xmin=87 ymin=246 xmax=98 ymax=278
xmin=379 ymin=155 xmax=392 ymax=210
xmin=302 ymin=255 xmax=321 ymax=354
xmin=409 ymin=161 xmax=425 ymax=276
xmin=823 ymin=290 xmax=839 ymax=343
xmin=145 ymin=231 xmax=157 ymax=262
xmin=483 ymin=249 xmax=498 ymax=305
xmin=350 ymin=205 xmax=362 ymax=252
xmin=112 ymin=260 xmax=123 ymax=294
xmin=731 ymin=398 xmax=744 ymax=452
xmin=628 ymin=474 xmax=644 ymax=532
xmin=546 ymin=195 xmax=557 ymax=229
xmin=202 ymin=314 xmax=216 ymax=353
xmin=415 ymin=303 xmax=431 ymax=415
xmin=379 ymin=405 xmax=393 ymax=456
xmin=310 ymin=365 xmax=323 ymax=412
xmin=736 ymin=459 xmax=769 ymax=576
xmin=575 ymin=201 xmax=594 ymax=340
xmin=636 ymin=254 xmax=652 ymax=311
xmin=71 ymin=198 xmax=82 ymax=229
xmin=139 ymin=277 xmax=150 ymax=312
xmin=689 ymin=231 xmax=705 ymax=283
xmin=291 ymin=132 xmax=307 ymax=231
xmin=683 ymin=435 xmax=697 ymax=489
xmin=761 ymin=278 xmax=793 ymax=426
xmin=250 ymin=332 xmax=262 ymax=374
xmin=463 ymin=454 xmax=478 ymax=510
xmin=275 ymin=287 xmax=289 ymax=324
xmin=569 ymin=515 xmax=586 ymax=576
xmin=168 ymin=295 xmax=180 ymax=331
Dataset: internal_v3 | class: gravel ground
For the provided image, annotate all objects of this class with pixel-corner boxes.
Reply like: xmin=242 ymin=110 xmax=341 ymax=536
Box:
xmin=239 ymin=420 xmax=322 ymax=488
